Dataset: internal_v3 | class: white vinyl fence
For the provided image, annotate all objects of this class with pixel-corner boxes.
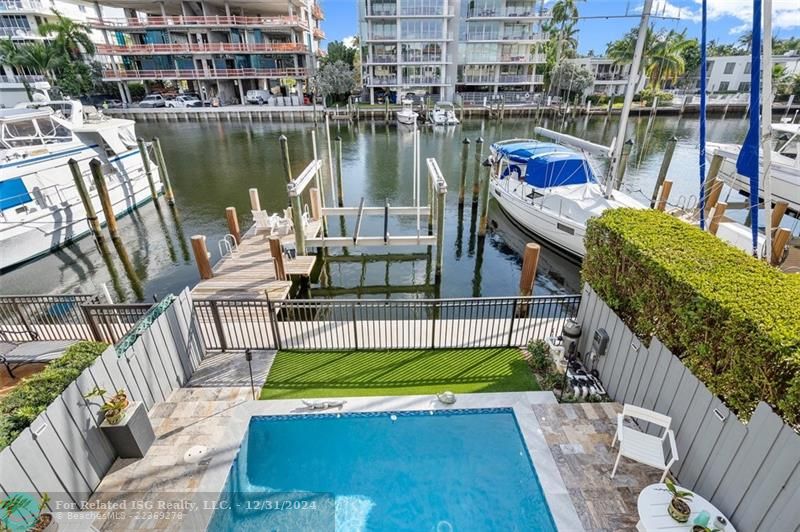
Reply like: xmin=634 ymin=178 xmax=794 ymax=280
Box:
xmin=577 ymin=284 xmax=800 ymax=532
xmin=0 ymin=289 xmax=204 ymax=508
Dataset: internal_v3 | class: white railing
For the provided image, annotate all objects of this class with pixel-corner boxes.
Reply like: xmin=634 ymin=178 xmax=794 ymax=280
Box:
xmin=0 ymin=0 xmax=45 ymax=12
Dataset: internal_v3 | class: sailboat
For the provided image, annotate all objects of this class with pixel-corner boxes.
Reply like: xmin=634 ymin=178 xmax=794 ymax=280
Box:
xmin=488 ymin=1 xmax=653 ymax=258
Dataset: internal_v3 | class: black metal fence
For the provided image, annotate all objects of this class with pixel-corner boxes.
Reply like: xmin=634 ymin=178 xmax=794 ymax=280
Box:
xmin=82 ymin=304 xmax=158 ymax=344
xmin=0 ymin=295 xmax=153 ymax=344
xmin=193 ymin=294 xmax=581 ymax=351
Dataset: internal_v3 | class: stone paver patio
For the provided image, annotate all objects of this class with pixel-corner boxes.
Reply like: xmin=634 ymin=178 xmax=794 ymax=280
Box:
xmin=86 ymin=351 xmax=660 ymax=531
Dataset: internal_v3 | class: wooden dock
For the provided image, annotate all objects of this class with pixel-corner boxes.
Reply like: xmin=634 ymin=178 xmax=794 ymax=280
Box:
xmin=191 ymin=220 xmax=321 ymax=300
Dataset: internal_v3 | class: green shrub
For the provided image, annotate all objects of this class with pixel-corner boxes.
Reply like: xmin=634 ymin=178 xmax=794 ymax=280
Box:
xmin=0 ymin=341 xmax=108 ymax=449
xmin=527 ymin=340 xmax=552 ymax=373
xmin=637 ymin=88 xmax=674 ymax=105
xmin=583 ymin=209 xmax=800 ymax=425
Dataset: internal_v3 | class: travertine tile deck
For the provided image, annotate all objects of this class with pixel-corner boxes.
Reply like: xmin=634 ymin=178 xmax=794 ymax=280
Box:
xmin=86 ymin=351 xmax=659 ymax=531
xmin=534 ymin=402 xmax=664 ymax=532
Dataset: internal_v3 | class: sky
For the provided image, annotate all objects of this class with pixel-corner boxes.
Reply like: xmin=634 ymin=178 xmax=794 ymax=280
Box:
xmin=322 ymin=0 xmax=800 ymax=54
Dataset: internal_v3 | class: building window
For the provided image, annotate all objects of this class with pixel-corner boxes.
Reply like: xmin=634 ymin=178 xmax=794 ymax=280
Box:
xmin=744 ymin=62 xmax=751 ymax=74
xmin=78 ymin=5 xmax=85 ymax=12
xmin=400 ymin=19 xmax=442 ymax=40
xmin=723 ymin=62 xmax=735 ymax=75
xmin=718 ymin=81 xmax=729 ymax=92
xmin=738 ymin=81 xmax=750 ymax=92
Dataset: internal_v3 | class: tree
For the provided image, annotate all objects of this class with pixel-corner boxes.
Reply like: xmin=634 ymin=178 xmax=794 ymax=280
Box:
xmin=37 ymin=10 xmax=94 ymax=59
xmin=323 ymin=40 xmax=356 ymax=67
xmin=543 ymin=0 xmax=583 ymax=93
xmin=314 ymin=60 xmax=355 ymax=105
xmin=550 ymin=62 xmax=593 ymax=99
xmin=736 ymin=31 xmax=753 ymax=53
xmin=707 ymin=40 xmax=739 ymax=56
xmin=15 ymin=42 xmax=63 ymax=84
xmin=606 ymin=28 xmax=696 ymax=90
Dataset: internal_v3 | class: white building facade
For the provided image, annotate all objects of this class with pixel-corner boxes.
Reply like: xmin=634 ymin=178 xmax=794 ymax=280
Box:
xmin=359 ymin=0 xmax=550 ymax=104
xmin=0 ymin=0 xmax=121 ymax=106
xmin=567 ymin=56 xmax=646 ymax=98
xmin=706 ymin=53 xmax=800 ymax=94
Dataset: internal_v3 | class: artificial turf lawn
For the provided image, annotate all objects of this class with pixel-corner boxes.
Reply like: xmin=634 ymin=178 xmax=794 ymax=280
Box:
xmin=259 ymin=348 xmax=539 ymax=400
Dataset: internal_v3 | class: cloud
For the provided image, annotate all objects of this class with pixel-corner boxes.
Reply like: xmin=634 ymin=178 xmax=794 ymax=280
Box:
xmin=695 ymin=0 xmax=800 ymax=34
xmin=342 ymin=35 xmax=358 ymax=48
xmin=644 ymin=0 xmax=800 ymax=34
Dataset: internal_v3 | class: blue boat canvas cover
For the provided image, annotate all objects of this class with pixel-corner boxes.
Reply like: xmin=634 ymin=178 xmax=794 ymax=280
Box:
xmin=493 ymin=141 xmax=598 ymax=188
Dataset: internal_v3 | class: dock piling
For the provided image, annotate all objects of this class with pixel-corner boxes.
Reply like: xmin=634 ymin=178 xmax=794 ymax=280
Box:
xmin=68 ymin=158 xmax=102 ymax=241
xmin=478 ymin=162 xmax=491 ymax=236
xmin=709 ymin=202 xmax=727 ymax=235
xmin=269 ymin=236 xmax=287 ymax=280
xmin=772 ymin=201 xmax=788 ymax=228
xmin=472 ymin=137 xmax=483 ymax=203
xmin=655 ymin=180 xmax=673 ymax=211
xmin=89 ymin=159 xmax=119 ymax=239
xmin=434 ymin=181 xmax=446 ymax=282
xmin=137 ymin=138 xmax=158 ymax=203
xmin=650 ymin=136 xmax=677 ymax=208
xmin=249 ymin=188 xmax=261 ymax=211
xmin=458 ymin=138 xmax=470 ymax=205
xmin=310 ymin=187 xmax=322 ymax=220
xmin=279 ymin=134 xmax=293 ymax=185
xmin=771 ymin=228 xmax=791 ymax=266
xmin=518 ymin=243 xmax=541 ymax=315
xmin=613 ymin=139 xmax=634 ymax=189
xmin=191 ymin=235 xmax=213 ymax=280
xmin=225 ymin=207 xmax=241 ymax=245
xmin=335 ymin=136 xmax=344 ymax=207
xmin=151 ymin=137 xmax=175 ymax=206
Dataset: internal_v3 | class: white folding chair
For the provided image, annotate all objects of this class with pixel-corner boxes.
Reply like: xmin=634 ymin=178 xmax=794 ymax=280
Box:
xmin=251 ymin=210 xmax=280 ymax=234
xmin=611 ymin=404 xmax=678 ymax=482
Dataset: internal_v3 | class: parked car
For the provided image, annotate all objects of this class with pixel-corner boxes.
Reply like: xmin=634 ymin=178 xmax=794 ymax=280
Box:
xmin=103 ymin=99 xmax=123 ymax=109
xmin=139 ymin=94 xmax=166 ymax=108
xmin=166 ymin=95 xmax=203 ymax=108
xmin=246 ymin=89 xmax=271 ymax=105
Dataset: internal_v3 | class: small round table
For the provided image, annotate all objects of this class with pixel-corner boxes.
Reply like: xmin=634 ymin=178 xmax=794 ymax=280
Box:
xmin=636 ymin=483 xmax=736 ymax=532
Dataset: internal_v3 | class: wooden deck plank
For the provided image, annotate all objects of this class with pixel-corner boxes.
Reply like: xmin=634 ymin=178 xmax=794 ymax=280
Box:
xmin=192 ymin=220 xmax=320 ymax=301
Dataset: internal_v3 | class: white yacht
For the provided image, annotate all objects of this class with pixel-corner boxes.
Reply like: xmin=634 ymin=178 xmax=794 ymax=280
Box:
xmin=488 ymin=135 xmax=642 ymax=258
xmin=396 ymin=99 xmax=418 ymax=126
xmin=706 ymin=122 xmax=800 ymax=214
xmin=429 ymin=102 xmax=459 ymax=126
xmin=0 ymin=100 xmax=162 ymax=271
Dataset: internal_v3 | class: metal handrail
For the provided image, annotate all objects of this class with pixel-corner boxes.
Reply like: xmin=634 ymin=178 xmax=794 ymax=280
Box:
xmin=96 ymin=42 xmax=308 ymax=55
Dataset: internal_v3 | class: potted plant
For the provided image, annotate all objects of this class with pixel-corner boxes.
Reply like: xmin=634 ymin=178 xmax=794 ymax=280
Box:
xmin=0 ymin=493 xmax=56 ymax=531
xmin=84 ymin=387 xmax=129 ymax=425
xmin=665 ymin=478 xmax=693 ymax=523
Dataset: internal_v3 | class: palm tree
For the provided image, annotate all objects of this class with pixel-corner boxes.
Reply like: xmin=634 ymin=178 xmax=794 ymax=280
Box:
xmin=543 ymin=0 xmax=583 ymax=94
xmin=37 ymin=10 xmax=94 ymax=59
xmin=15 ymin=42 xmax=63 ymax=83
xmin=646 ymin=30 xmax=693 ymax=89
xmin=737 ymin=31 xmax=752 ymax=53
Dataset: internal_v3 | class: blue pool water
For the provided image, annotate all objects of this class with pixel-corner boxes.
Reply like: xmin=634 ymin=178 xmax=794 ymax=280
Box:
xmin=208 ymin=408 xmax=556 ymax=531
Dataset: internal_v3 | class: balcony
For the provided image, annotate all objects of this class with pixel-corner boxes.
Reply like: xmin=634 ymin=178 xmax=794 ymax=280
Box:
xmin=467 ymin=52 xmax=545 ymax=64
xmin=498 ymin=74 xmax=531 ymax=83
xmin=102 ymin=67 xmax=308 ymax=81
xmin=400 ymin=32 xmax=446 ymax=41
xmin=88 ymin=15 xmax=308 ymax=32
xmin=465 ymin=30 xmax=545 ymax=42
xmin=367 ymin=75 xmax=398 ymax=85
xmin=595 ymin=72 xmax=626 ymax=81
xmin=400 ymin=54 xmax=444 ymax=63
xmin=312 ymin=3 xmax=323 ymax=20
xmin=0 ymin=27 xmax=38 ymax=38
xmin=466 ymin=6 xmax=549 ymax=19
xmin=0 ymin=73 xmax=47 ymax=83
xmin=367 ymin=6 xmax=397 ymax=17
xmin=0 ymin=0 xmax=47 ymax=13
xmin=95 ymin=42 xmax=308 ymax=55
xmin=403 ymin=75 xmax=442 ymax=85
xmin=369 ymin=54 xmax=397 ymax=63
xmin=313 ymin=27 xmax=324 ymax=40
xmin=367 ymin=33 xmax=397 ymax=41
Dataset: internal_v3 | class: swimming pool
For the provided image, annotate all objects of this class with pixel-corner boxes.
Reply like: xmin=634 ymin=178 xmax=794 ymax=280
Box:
xmin=208 ymin=408 xmax=556 ymax=531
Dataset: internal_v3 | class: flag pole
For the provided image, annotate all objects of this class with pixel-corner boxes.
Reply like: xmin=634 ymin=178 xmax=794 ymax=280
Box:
xmin=762 ymin=0 xmax=773 ymax=260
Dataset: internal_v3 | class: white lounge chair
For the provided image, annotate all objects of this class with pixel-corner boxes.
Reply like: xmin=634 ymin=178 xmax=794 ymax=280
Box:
xmin=0 ymin=332 xmax=74 ymax=378
xmin=252 ymin=210 xmax=281 ymax=235
xmin=611 ymin=404 xmax=678 ymax=482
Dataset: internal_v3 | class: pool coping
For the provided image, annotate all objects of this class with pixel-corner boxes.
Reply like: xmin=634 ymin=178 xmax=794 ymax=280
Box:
xmin=197 ymin=391 xmax=585 ymax=531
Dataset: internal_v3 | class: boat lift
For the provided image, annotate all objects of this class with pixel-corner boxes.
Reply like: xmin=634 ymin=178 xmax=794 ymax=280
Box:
xmin=287 ymin=127 xmax=449 ymax=281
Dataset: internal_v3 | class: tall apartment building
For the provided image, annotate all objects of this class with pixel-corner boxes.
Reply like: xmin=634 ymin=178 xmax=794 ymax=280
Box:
xmin=0 ymin=0 xmax=118 ymax=106
xmin=358 ymin=0 xmax=549 ymax=104
xmin=90 ymin=0 xmax=325 ymax=105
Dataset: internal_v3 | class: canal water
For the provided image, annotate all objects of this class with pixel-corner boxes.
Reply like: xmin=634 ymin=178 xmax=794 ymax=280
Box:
xmin=0 ymin=113 xmax=755 ymax=301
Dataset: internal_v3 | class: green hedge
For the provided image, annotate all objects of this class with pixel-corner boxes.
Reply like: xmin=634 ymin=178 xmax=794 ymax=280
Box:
xmin=583 ymin=209 xmax=800 ymax=426
xmin=0 ymin=341 xmax=108 ymax=449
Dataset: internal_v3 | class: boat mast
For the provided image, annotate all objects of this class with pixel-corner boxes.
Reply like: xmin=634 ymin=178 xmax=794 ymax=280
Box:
xmin=605 ymin=0 xmax=653 ymax=198
xmin=762 ymin=0 xmax=773 ymax=260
